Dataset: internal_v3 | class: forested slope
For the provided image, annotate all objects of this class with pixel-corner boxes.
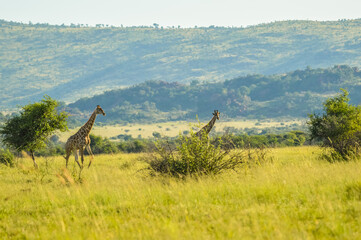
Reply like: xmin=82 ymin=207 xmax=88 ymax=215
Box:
xmin=68 ymin=65 xmax=361 ymax=124
xmin=1 ymin=19 xmax=361 ymax=109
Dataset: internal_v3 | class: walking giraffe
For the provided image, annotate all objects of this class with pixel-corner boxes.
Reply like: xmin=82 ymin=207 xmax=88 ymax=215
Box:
xmin=64 ymin=105 xmax=105 ymax=168
xmin=195 ymin=110 xmax=220 ymax=139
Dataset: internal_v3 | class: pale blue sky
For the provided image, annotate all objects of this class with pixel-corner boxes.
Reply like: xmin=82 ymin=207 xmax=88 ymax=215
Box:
xmin=1 ymin=0 xmax=360 ymax=27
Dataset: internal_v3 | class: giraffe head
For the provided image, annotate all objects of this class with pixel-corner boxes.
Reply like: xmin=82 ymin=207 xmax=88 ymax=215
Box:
xmin=213 ymin=110 xmax=220 ymax=120
xmin=95 ymin=105 xmax=106 ymax=116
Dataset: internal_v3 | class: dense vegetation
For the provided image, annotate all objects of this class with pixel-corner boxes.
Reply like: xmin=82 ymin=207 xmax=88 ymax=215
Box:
xmin=0 ymin=149 xmax=14 ymax=167
xmin=25 ymin=131 xmax=307 ymax=160
xmin=1 ymin=19 xmax=361 ymax=109
xmin=308 ymin=89 xmax=361 ymax=161
xmin=68 ymin=65 xmax=361 ymax=124
xmin=0 ymin=96 xmax=68 ymax=167
xmin=148 ymin=131 xmax=246 ymax=177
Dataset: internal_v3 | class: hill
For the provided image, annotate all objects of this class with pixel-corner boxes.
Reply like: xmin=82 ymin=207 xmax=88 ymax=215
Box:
xmin=67 ymin=65 xmax=361 ymax=124
xmin=1 ymin=19 xmax=361 ymax=109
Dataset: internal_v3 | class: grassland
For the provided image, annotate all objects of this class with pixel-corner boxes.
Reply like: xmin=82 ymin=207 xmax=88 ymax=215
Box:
xmin=1 ymin=146 xmax=361 ymax=239
xmin=58 ymin=119 xmax=304 ymax=141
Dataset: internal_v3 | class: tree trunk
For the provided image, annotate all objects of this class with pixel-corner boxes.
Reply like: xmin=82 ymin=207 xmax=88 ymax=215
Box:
xmin=30 ymin=151 xmax=38 ymax=169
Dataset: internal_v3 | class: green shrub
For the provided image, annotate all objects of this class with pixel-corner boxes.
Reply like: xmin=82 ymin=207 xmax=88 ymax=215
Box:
xmin=146 ymin=131 xmax=245 ymax=177
xmin=89 ymin=134 xmax=119 ymax=154
xmin=308 ymin=89 xmax=361 ymax=161
xmin=228 ymin=131 xmax=307 ymax=148
xmin=0 ymin=149 xmax=15 ymax=167
xmin=118 ymin=139 xmax=150 ymax=153
xmin=152 ymin=132 xmax=161 ymax=138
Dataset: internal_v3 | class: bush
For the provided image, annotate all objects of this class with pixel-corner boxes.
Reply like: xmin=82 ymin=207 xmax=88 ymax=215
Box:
xmin=89 ymin=134 xmax=119 ymax=154
xmin=228 ymin=131 xmax=307 ymax=148
xmin=35 ymin=137 xmax=65 ymax=157
xmin=146 ymin=131 xmax=245 ymax=177
xmin=308 ymin=89 xmax=361 ymax=161
xmin=110 ymin=134 xmax=133 ymax=141
xmin=118 ymin=139 xmax=150 ymax=153
xmin=36 ymin=144 xmax=65 ymax=157
xmin=0 ymin=149 xmax=15 ymax=167
xmin=152 ymin=132 xmax=161 ymax=138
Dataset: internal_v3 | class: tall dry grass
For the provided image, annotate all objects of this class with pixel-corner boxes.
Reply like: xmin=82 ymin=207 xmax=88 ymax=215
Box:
xmin=0 ymin=147 xmax=360 ymax=239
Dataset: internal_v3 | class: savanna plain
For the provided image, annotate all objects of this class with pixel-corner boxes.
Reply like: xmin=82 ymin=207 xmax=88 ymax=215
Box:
xmin=1 ymin=146 xmax=361 ymax=239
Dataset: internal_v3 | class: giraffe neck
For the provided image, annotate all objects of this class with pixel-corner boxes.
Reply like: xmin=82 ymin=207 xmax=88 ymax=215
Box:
xmin=80 ymin=111 xmax=97 ymax=136
xmin=197 ymin=115 xmax=218 ymax=136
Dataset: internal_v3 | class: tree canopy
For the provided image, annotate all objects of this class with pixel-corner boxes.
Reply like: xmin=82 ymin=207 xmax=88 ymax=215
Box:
xmin=307 ymin=89 xmax=361 ymax=160
xmin=0 ymin=95 xmax=68 ymax=167
xmin=67 ymin=65 xmax=361 ymax=125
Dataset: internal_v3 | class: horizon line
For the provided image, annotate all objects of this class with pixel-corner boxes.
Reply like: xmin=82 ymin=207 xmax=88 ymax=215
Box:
xmin=1 ymin=18 xmax=361 ymax=29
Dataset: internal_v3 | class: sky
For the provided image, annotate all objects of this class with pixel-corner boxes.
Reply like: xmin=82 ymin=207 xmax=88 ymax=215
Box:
xmin=0 ymin=0 xmax=360 ymax=27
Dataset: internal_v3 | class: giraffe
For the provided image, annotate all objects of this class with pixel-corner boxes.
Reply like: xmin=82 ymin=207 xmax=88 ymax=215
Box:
xmin=64 ymin=105 xmax=105 ymax=168
xmin=195 ymin=110 xmax=220 ymax=139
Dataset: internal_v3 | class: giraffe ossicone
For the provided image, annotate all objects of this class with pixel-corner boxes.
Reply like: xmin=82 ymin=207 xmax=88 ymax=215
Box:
xmin=64 ymin=105 xmax=105 ymax=168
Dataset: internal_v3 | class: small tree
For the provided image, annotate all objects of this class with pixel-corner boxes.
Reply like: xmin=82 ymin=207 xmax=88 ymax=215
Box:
xmin=0 ymin=96 xmax=68 ymax=168
xmin=307 ymin=89 xmax=361 ymax=161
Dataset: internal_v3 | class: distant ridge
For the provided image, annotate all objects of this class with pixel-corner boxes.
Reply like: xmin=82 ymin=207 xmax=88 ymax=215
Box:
xmin=1 ymin=19 xmax=361 ymax=109
xmin=67 ymin=65 xmax=361 ymax=124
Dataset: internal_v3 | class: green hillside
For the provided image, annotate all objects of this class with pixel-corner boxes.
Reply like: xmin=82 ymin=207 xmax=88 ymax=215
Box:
xmin=67 ymin=65 xmax=361 ymax=124
xmin=1 ymin=19 xmax=361 ymax=109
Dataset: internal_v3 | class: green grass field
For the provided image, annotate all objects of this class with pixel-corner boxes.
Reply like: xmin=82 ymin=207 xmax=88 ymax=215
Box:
xmin=1 ymin=146 xmax=361 ymax=239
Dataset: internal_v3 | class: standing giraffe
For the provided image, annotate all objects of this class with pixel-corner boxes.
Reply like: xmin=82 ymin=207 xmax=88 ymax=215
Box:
xmin=64 ymin=105 xmax=105 ymax=168
xmin=195 ymin=110 xmax=220 ymax=139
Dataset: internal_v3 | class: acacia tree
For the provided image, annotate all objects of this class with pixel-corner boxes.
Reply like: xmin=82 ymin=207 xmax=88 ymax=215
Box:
xmin=307 ymin=89 xmax=361 ymax=160
xmin=0 ymin=96 xmax=68 ymax=168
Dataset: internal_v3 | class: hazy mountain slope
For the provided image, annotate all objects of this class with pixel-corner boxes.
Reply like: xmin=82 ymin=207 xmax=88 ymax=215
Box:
xmin=67 ymin=65 xmax=361 ymax=125
xmin=1 ymin=19 xmax=361 ymax=109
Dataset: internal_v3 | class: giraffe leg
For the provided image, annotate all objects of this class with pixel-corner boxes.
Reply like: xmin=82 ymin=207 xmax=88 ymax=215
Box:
xmin=86 ymin=145 xmax=94 ymax=168
xmin=80 ymin=148 xmax=85 ymax=168
xmin=65 ymin=155 xmax=69 ymax=168
xmin=74 ymin=150 xmax=81 ymax=168
xmin=64 ymin=151 xmax=71 ymax=168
